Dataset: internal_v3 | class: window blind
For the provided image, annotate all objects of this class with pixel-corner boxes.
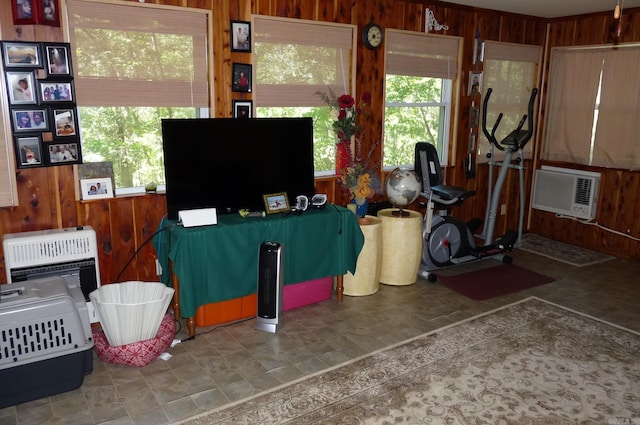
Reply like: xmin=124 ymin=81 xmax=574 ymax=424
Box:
xmin=544 ymin=45 xmax=640 ymax=170
xmin=65 ymin=0 xmax=209 ymax=108
xmin=479 ymin=41 xmax=541 ymax=161
xmin=253 ymin=16 xmax=356 ymax=107
xmin=385 ymin=30 xmax=461 ymax=79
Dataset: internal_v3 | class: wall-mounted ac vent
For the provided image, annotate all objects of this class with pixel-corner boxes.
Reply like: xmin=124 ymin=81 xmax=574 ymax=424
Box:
xmin=532 ymin=166 xmax=600 ymax=220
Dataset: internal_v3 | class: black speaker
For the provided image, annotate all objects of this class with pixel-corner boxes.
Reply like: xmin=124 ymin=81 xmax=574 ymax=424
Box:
xmin=256 ymin=241 xmax=284 ymax=333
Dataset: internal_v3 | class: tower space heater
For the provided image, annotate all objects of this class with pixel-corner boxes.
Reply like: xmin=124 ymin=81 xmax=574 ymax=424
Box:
xmin=3 ymin=225 xmax=101 ymax=323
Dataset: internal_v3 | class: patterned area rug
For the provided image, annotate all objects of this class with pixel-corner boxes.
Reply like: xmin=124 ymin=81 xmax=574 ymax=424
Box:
xmin=176 ymin=297 xmax=640 ymax=425
xmin=520 ymin=233 xmax=615 ymax=267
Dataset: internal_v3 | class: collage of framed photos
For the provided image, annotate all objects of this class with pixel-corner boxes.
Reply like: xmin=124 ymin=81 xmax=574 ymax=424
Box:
xmin=2 ymin=40 xmax=81 ymax=169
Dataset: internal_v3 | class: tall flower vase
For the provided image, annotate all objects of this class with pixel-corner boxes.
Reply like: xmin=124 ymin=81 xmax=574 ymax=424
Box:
xmin=336 ymin=140 xmax=351 ymax=174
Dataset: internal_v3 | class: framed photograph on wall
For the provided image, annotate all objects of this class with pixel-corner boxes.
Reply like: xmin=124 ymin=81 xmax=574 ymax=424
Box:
xmin=1 ymin=41 xmax=42 ymax=67
xmin=47 ymin=141 xmax=81 ymax=165
xmin=11 ymin=108 xmax=49 ymax=132
xmin=39 ymin=80 xmax=73 ymax=102
xmin=468 ymin=71 xmax=482 ymax=96
xmin=37 ymin=0 xmax=60 ymax=27
xmin=45 ymin=44 xmax=71 ymax=76
xmin=469 ymin=105 xmax=480 ymax=128
xmin=11 ymin=0 xmax=37 ymax=25
xmin=80 ymin=177 xmax=114 ymax=200
xmin=14 ymin=135 xmax=43 ymax=168
xmin=232 ymin=63 xmax=252 ymax=93
xmin=263 ymin=192 xmax=290 ymax=214
xmin=6 ymin=71 xmax=37 ymax=105
xmin=230 ymin=20 xmax=251 ymax=52
xmin=53 ymin=108 xmax=77 ymax=137
xmin=233 ymin=100 xmax=252 ymax=118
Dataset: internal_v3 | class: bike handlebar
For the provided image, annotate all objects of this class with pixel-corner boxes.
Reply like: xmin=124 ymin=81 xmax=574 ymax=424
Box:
xmin=481 ymin=87 xmax=539 ymax=152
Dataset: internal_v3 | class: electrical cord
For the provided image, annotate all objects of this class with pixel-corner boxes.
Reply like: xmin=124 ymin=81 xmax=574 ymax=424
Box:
xmin=113 ymin=218 xmax=177 ymax=283
xmin=179 ymin=316 xmax=254 ymax=342
xmin=554 ymin=213 xmax=640 ymax=241
xmin=330 ymin=203 xmax=343 ymax=234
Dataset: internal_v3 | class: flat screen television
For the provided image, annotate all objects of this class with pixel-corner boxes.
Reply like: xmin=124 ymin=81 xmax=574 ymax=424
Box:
xmin=161 ymin=117 xmax=315 ymax=220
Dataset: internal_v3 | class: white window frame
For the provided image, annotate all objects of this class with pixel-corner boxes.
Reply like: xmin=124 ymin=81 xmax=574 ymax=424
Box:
xmin=383 ymin=29 xmax=462 ymax=169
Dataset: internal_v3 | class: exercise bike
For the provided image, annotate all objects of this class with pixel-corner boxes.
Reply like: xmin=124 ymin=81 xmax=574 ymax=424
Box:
xmin=416 ymin=87 xmax=538 ymax=282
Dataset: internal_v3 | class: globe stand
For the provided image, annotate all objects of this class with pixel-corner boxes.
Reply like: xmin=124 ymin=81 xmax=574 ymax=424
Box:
xmin=391 ymin=207 xmax=411 ymax=217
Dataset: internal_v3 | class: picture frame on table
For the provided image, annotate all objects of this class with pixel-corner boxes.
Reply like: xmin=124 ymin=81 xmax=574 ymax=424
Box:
xmin=11 ymin=0 xmax=38 ymax=25
xmin=11 ymin=108 xmax=49 ymax=132
xmin=47 ymin=140 xmax=81 ymax=165
xmin=53 ymin=108 xmax=77 ymax=137
xmin=6 ymin=71 xmax=37 ymax=105
xmin=263 ymin=192 xmax=290 ymax=214
xmin=80 ymin=177 xmax=114 ymax=200
xmin=230 ymin=20 xmax=251 ymax=52
xmin=233 ymin=100 xmax=252 ymax=118
xmin=37 ymin=0 xmax=60 ymax=27
xmin=231 ymin=63 xmax=252 ymax=93
xmin=1 ymin=41 xmax=42 ymax=67
xmin=14 ymin=135 xmax=44 ymax=168
xmin=39 ymin=80 xmax=73 ymax=102
xmin=45 ymin=44 xmax=71 ymax=76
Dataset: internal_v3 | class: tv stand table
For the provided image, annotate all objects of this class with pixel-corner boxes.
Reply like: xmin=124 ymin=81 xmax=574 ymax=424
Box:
xmin=154 ymin=206 xmax=364 ymax=337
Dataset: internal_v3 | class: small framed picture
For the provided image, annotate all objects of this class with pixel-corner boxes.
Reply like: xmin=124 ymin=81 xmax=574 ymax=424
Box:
xmin=232 ymin=63 xmax=252 ymax=93
xmin=263 ymin=192 xmax=290 ymax=215
xmin=11 ymin=0 xmax=37 ymax=25
xmin=11 ymin=108 xmax=49 ymax=132
xmin=39 ymin=80 xmax=73 ymax=102
xmin=80 ymin=177 xmax=114 ymax=200
xmin=468 ymin=71 xmax=482 ymax=96
xmin=6 ymin=71 xmax=37 ymax=105
xmin=230 ymin=20 xmax=251 ymax=52
xmin=47 ymin=141 xmax=81 ymax=165
xmin=45 ymin=44 xmax=71 ymax=76
xmin=37 ymin=0 xmax=60 ymax=27
xmin=1 ymin=41 xmax=41 ymax=67
xmin=233 ymin=100 xmax=253 ymax=118
xmin=53 ymin=108 xmax=77 ymax=137
xmin=473 ymin=39 xmax=485 ymax=65
xmin=15 ymin=135 xmax=43 ymax=168
xmin=469 ymin=105 xmax=480 ymax=128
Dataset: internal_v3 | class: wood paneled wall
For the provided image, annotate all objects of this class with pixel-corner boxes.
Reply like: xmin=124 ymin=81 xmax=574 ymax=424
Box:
xmin=1 ymin=0 xmax=639 ymax=286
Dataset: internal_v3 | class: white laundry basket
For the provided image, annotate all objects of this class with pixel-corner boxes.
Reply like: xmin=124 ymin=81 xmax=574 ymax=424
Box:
xmin=89 ymin=281 xmax=174 ymax=347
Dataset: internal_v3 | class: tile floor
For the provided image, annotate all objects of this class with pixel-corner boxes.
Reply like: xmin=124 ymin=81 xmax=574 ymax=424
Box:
xmin=1 ymin=248 xmax=639 ymax=425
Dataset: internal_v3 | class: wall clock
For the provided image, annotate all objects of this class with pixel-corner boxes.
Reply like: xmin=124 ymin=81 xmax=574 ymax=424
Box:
xmin=362 ymin=22 xmax=384 ymax=50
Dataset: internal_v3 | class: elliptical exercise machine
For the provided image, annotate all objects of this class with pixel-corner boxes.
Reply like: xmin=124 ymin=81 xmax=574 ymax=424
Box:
xmin=416 ymin=87 xmax=538 ymax=282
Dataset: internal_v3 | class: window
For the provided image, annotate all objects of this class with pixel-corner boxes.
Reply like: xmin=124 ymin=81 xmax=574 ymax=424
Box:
xmin=383 ymin=30 xmax=461 ymax=169
xmin=253 ymin=16 xmax=356 ymax=175
xmin=544 ymin=45 xmax=640 ymax=170
xmin=65 ymin=0 xmax=210 ymax=190
xmin=479 ymin=41 xmax=541 ymax=162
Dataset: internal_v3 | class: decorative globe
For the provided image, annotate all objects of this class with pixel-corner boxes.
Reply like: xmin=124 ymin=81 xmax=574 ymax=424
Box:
xmin=385 ymin=168 xmax=421 ymax=216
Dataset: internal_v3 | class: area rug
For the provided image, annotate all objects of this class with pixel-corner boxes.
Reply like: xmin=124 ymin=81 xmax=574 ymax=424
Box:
xmin=175 ymin=297 xmax=640 ymax=424
xmin=438 ymin=264 xmax=555 ymax=300
xmin=520 ymin=233 xmax=615 ymax=267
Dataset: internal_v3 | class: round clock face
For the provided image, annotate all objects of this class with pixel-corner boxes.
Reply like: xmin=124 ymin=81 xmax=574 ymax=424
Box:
xmin=363 ymin=23 xmax=383 ymax=49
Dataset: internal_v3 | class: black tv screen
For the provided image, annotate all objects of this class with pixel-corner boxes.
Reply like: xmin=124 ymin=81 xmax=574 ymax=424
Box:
xmin=161 ymin=117 xmax=315 ymax=220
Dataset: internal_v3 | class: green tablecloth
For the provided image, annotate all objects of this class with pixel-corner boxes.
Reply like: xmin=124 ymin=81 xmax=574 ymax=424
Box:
xmin=153 ymin=206 xmax=364 ymax=318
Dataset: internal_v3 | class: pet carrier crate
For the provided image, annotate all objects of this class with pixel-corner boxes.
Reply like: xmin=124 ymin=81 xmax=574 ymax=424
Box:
xmin=3 ymin=225 xmax=101 ymax=322
xmin=0 ymin=276 xmax=94 ymax=408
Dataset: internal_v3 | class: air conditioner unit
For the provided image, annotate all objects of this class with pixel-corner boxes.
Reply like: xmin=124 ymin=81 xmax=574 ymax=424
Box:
xmin=532 ymin=166 xmax=600 ymax=220
xmin=3 ymin=226 xmax=101 ymax=323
